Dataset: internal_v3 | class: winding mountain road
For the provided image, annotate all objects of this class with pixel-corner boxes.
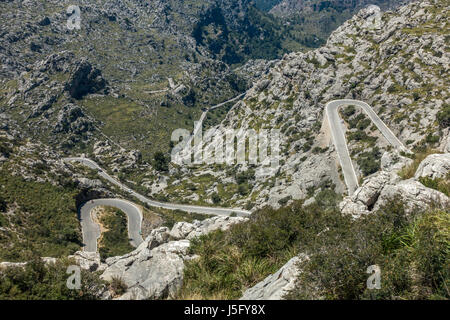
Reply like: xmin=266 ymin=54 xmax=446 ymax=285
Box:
xmin=325 ymin=99 xmax=408 ymax=195
xmin=69 ymin=98 xmax=405 ymax=251
xmin=79 ymin=198 xmax=143 ymax=252
xmin=65 ymin=94 xmax=252 ymax=251
xmin=64 ymin=158 xmax=250 ymax=217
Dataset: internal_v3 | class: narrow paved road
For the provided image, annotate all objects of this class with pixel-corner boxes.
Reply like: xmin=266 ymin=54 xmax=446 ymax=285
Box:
xmin=64 ymin=158 xmax=251 ymax=217
xmin=326 ymin=99 xmax=408 ymax=195
xmin=69 ymin=98 xmax=404 ymax=250
xmin=79 ymin=199 xmax=143 ymax=252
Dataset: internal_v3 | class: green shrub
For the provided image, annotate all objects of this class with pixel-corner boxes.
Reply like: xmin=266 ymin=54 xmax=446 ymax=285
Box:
xmin=287 ymin=201 xmax=449 ymax=300
xmin=419 ymin=175 xmax=450 ymax=197
xmin=398 ymin=149 xmax=437 ymax=179
xmin=436 ymin=104 xmax=450 ymax=128
xmin=0 ymin=168 xmax=81 ymax=261
xmin=0 ymin=257 xmax=105 ymax=300
xmin=357 ymin=147 xmax=381 ymax=176
xmin=179 ymin=190 xmax=342 ymax=299
xmin=238 ymin=184 xmax=249 ymax=196
xmin=211 ymin=193 xmax=221 ymax=204
xmin=98 ymin=207 xmax=134 ymax=261
xmin=425 ymin=133 xmax=440 ymax=144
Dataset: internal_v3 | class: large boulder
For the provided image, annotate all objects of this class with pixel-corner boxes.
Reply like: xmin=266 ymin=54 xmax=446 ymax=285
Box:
xmin=68 ymin=251 xmax=105 ymax=272
xmin=374 ymin=179 xmax=449 ymax=214
xmin=414 ymin=153 xmax=450 ymax=180
xmin=100 ymin=216 xmax=248 ymax=300
xmin=240 ymin=254 xmax=308 ymax=300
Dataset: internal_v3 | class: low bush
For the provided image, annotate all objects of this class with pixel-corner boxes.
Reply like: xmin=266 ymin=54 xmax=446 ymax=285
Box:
xmin=0 ymin=257 xmax=105 ymax=299
xmin=419 ymin=174 xmax=450 ymax=197
xmin=178 ymin=189 xmax=342 ymax=299
xmin=357 ymin=147 xmax=381 ymax=176
xmin=287 ymin=203 xmax=449 ymax=300
xmin=98 ymin=207 xmax=134 ymax=261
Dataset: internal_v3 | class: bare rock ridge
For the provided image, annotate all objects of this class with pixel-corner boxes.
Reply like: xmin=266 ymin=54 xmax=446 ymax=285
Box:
xmin=340 ymin=152 xmax=449 ymax=218
xmin=72 ymin=215 xmax=247 ymax=300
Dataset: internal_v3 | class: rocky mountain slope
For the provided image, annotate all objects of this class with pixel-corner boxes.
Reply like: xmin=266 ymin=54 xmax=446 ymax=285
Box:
xmin=157 ymin=0 xmax=449 ymax=211
xmin=270 ymin=0 xmax=411 ymax=17
xmin=254 ymin=0 xmax=413 ymax=48
xmin=0 ymin=0 xmax=288 ymax=165
xmin=0 ymin=0 xmax=448 ymax=301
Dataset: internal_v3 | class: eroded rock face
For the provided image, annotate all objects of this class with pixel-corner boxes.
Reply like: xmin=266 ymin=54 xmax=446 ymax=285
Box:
xmin=340 ymin=170 xmax=398 ymax=217
xmin=240 ymin=254 xmax=308 ymax=300
xmin=68 ymin=251 xmax=105 ymax=272
xmin=414 ymin=153 xmax=450 ymax=180
xmin=374 ymin=179 xmax=450 ymax=213
xmin=100 ymin=216 xmax=248 ymax=300
xmin=340 ymin=152 xmax=450 ymax=218
xmin=64 ymin=59 xmax=107 ymax=99
xmin=169 ymin=216 xmax=248 ymax=240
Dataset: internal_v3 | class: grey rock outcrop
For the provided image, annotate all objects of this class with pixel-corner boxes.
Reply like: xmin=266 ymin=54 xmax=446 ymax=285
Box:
xmin=240 ymin=254 xmax=308 ymax=300
xmin=374 ymin=179 xmax=449 ymax=213
xmin=53 ymin=104 xmax=94 ymax=134
xmin=169 ymin=216 xmax=248 ymax=240
xmin=340 ymin=152 xmax=450 ymax=218
xmin=100 ymin=215 xmax=247 ymax=300
xmin=414 ymin=153 xmax=450 ymax=180
xmin=64 ymin=59 xmax=107 ymax=99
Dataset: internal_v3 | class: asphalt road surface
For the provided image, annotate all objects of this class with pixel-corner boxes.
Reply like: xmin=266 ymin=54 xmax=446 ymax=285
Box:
xmin=79 ymin=198 xmax=143 ymax=252
xmin=326 ymin=99 xmax=408 ymax=195
xmin=64 ymin=157 xmax=251 ymax=217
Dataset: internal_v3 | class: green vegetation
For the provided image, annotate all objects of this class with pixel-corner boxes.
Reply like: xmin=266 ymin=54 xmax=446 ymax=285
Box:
xmin=419 ymin=174 xmax=450 ymax=197
xmin=178 ymin=188 xmax=341 ymax=299
xmin=341 ymin=105 xmax=356 ymax=118
xmin=356 ymin=147 xmax=381 ymax=176
xmin=398 ymin=149 xmax=438 ymax=179
xmin=178 ymin=187 xmax=449 ymax=300
xmin=151 ymin=208 xmax=209 ymax=230
xmin=436 ymin=104 xmax=450 ymax=128
xmin=0 ymin=167 xmax=81 ymax=262
xmin=211 ymin=193 xmax=221 ymax=204
xmin=0 ymin=137 xmax=13 ymax=158
xmin=0 ymin=257 xmax=105 ymax=300
xmin=153 ymin=151 xmax=169 ymax=172
xmin=192 ymin=5 xmax=287 ymax=64
xmin=287 ymin=204 xmax=449 ymax=300
xmin=98 ymin=206 xmax=134 ymax=262
xmin=347 ymin=130 xmax=377 ymax=144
